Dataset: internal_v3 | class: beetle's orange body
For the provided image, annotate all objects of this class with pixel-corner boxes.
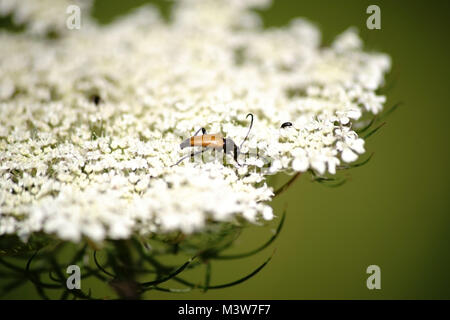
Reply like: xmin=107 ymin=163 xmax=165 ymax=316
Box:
xmin=189 ymin=133 xmax=224 ymax=149
xmin=173 ymin=113 xmax=254 ymax=167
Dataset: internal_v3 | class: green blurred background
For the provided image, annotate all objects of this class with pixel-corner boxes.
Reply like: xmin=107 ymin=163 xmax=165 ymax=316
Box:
xmin=2 ymin=0 xmax=450 ymax=299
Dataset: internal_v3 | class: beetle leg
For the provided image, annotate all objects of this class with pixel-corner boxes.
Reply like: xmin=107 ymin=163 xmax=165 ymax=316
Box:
xmin=193 ymin=127 xmax=207 ymax=136
xmin=171 ymin=149 xmax=207 ymax=167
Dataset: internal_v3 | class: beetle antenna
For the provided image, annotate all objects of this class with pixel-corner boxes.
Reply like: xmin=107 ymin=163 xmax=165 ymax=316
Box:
xmin=239 ymin=113 xmax=254 ymax=150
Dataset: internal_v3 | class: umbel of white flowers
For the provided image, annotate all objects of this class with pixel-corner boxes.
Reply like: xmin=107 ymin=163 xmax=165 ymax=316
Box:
xmin=0 ymin=0 xmax=391 ymax=242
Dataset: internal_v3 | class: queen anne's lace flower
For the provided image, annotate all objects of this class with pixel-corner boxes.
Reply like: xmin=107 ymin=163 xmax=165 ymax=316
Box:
xmin=0 ymin=0 xmax=391 ymax=242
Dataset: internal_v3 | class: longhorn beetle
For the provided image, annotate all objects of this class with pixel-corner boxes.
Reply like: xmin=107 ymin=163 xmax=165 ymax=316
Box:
xmin=171 ymin=113 xmax=254 ymax=167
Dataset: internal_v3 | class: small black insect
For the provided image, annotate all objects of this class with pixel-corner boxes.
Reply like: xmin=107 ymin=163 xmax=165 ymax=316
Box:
xmin=90 ymin=94 xmax=101 ymax=105
xmin=172 ymin=114 xmax=254 ymax=167
xmin=280 ymin=122 xmax=293 ymax=129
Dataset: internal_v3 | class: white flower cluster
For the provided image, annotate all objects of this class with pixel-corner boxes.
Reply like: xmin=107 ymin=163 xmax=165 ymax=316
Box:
xmin=0 ymin=0 xmax=391 ymax=242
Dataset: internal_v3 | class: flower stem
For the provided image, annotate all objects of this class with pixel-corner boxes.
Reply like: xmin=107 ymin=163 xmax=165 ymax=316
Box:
xmin=109 ymin=240 xmax=141 ymax=300
xmin=274 ymin=172 xmax=301 ymax=197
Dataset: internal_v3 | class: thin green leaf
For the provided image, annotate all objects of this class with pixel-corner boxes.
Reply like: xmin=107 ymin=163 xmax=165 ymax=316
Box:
xmin=69 ymin=244 xmax=88 ymax=265
xmin=59 ymin=290 xmax=70 ymax=300
xmin=33 ymin=281 xmax=50 ymax=300
xmin=0 ymin=279 xmax=26 ymax=298
xmin=274 ymin=173 xmax=301 ymax=197
xmin=378 ymin=101 xmax=402 ymax=122
xmin=153 ymin=286 xmax=192 ymax=293
xmin=324 ymin=179 xmax=347 ymax=188
xmin=93 ymin=250 xmax=115 ymax=278
xmin=141 ymin=256 xmax=196 ymax=287
xmin=25 ymin=251 xmax=60 ymax=289
xmin=174 ymin=251 xmax=274 ymax=290
xmin=83 ymin=266 xmax=109 ymax=281
xmin=214 ymin=210 xmax=286 ymax=260
xmin=363 ymin=122 xmax=386 ymax=140
xmin=0 ymin=258 xmax=24 ymax=272
xmin=356 ymin=117 xmax=377 ymax=134
xmin=313 ymin=176 xmax=338 ymax=182
xmin=69 ymin=288 xmax=94 ymax=300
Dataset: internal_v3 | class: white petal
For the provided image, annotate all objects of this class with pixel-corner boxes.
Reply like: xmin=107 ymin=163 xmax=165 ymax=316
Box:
xmin=262 ymin=206 xmax=274 ymax=220
xmin=292 ymin=157 xmax=309 ymax=172
xmin=342 ymin=148 xmax=358 ymax=163
xmin=351 ymin=138 xmax=366 ymax=154
xmin=311 ymin=160 xmax=326 ymax=175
